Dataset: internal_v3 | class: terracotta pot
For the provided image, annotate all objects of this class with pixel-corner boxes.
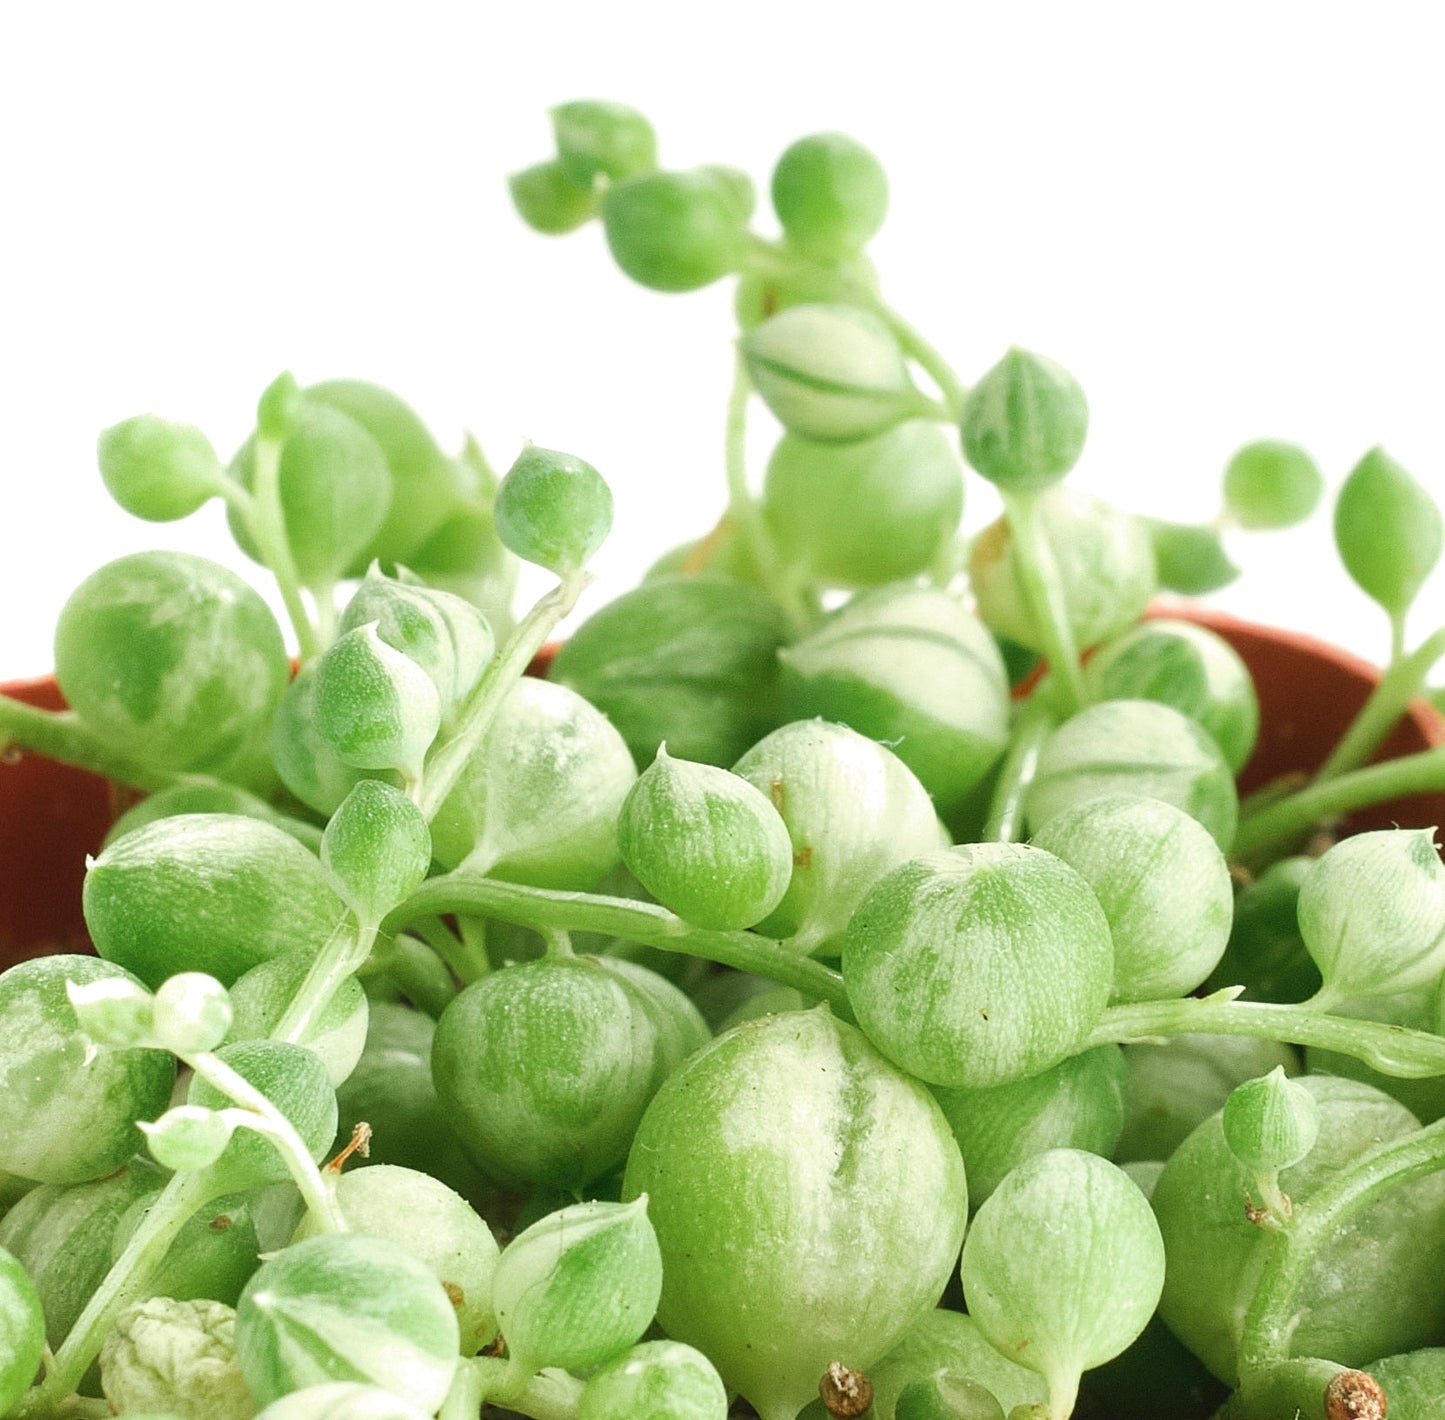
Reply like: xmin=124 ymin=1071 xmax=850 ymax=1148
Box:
xmin=3 ymin=613 xmax=1443 ymax=970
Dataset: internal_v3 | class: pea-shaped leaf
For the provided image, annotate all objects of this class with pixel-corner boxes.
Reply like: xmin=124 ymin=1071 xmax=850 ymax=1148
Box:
xmin=0 ymin=1164 xmax=164 ymax=1349
xmin=1143 ymin=518 xmax=1241 ymax=595
xmin=619 ymin=746 xmax=792 ymax=930
xmin=53 ymin=550 xmax=289 ymax=776
xmin=578 ymin=1339 xmax=729 ymax=1420
xmin=0 ymin=1244 xmax=45 ymax=1413
xmin=322 ymin=780 xmax=431 ymax=927
xmin=931 ymin=1046 xmax=1128 ymax=1206
xmin=771 ymin=131 xmax=888 ymax=260
xmin=551 ymin=575 xmax=788 ymax=767
xmin=623 ymin=1007 xmax=967 ymax=1420
xmin=842 ymin=843 xmax=1113 ymax=1089
xmin=235 ymin=1233 xmax=459 ymax=1412
xmin=0 ymin=957 xmax=174 ymax=1184
xmin=960 ymin=347 xmax=1089 ymax=493
xmin=742 ymin=303 xmax=921 ymax=442
xmin=551 ymin=99 xmax=657 ymax=186
xmin=1030 ymin=794 xmax=1233 ymax=1002
xmin=97 ymin=413 xmax=224 ymax=522
xmin=228 ymin=399 xmax=392 ymax=588
xmin=110 ymin=1188 xmax=262 ymax=1312
xmin=187 ymin=1040 xmax=338 ymax=1196
xmin=1025 ymin=699 xmax=1239 ymax=850
xmin=1222 ymin=438 xmax=1324 ymax=530
xmin=777 ymin=584 xmax=1010 ymax=821
xmin=338 ymin=564 xmax=494 ymax=726
xmin=494 ymin=444 xmax=613 ymax=575
xmin=863 ymin=1308 xmax=1048 ymax=1419
xmin=313 ymin=623 xmax=441 ymax=782
xmin=510 ymin=158 xmax=599 ymax=234
xmin=305 ymin=378 xmax=469 ymax=575
xmin=272 ymin=663 xmax=401 ymax=817
xmin=431 ymin=676 xmax=635 ymax=886
xmin=960 ymin=1149 xmax=1165 ymax=1420
xmin=602 ymin=168 xmax=750 ymax=291
xmin=1113 ymin=1033 xmax=1301 ymax=1166
xmin=292 ymin=1163 xmax=499 ymax=1356
xmin=431 ymin=955 xmax=664 ymax=1190
xmin=84 ymin=813 xmax=346 ymax=989
xmin=492 ymin=1196 xmax=662 ymax=1375
xmin=762 ymin=421 xmax=965 ymax=588
xmin=968 ymin=490 xmax=1156 ymax=656
xmin=1082 ymin=619 xmax=1260 ymax=775
xmin=1334 ymin=446 xmax=1443 ymax=619
xmin=99 ymin=1296 xmax=253 ymax=1420
xmin=733 ymin=719 xmax=948 ymax=955
xmin=1222 ymin=1066 xmax=1321 ymax=1174
xmin=1298 ymin=828 xmax=1445 ymax=1005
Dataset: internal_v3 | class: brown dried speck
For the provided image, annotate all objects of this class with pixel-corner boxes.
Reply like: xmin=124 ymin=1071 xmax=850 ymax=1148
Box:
xmin=819 ymin=1361 xmax=873 ymax=1418
xmin=770 ymin=775 xmax=786 ymax=812
xmin=794 ymin=846 xmax=814 ymax=869
xmin=208 ymin=1214 xmax=234 ymax=1232
xmin=1325 ymin=1369 xmax=1386 ymax=1420
xmin=443 ymin=1280 xmax=465 ymax=1308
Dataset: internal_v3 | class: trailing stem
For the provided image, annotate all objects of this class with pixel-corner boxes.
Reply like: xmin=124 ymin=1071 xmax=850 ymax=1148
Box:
xmin=391 ymin=871 xmax=851 ymax=1016
xmin=1236 ymin=1114 xmax=1445 ymax=1377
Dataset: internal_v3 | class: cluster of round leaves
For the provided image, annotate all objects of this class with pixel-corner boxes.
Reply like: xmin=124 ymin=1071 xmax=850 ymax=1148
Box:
xmin=11 ymin=99 xmax=1445 ymax=1420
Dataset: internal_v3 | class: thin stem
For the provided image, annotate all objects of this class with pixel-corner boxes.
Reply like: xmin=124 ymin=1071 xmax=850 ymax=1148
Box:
xmin=391 ymin=870 xmax=852 ymax=1016
xmin=1237 ymin=1113 xmax=1445 ymax=1376
xmin=184 ymin=1050 xmax=346 ymax=1233
xmin=225 ymin=435 xmax=320 ymax=661
xmin=1315 ymin=625 xmax=1445 ymax=782
xmin=1391 ymin=609 xmax=1408 ymax=666
xmin=411 ymin=914 xmax=491 ymax=984
xmin=470 ymin=1357 xmax=585 ymax=1420
xmin=10 ymin=1169 xmax=214 ymax=1419
xmin=1233 ymin=745 xmax=1445 ymax=860
xmin=0 ymin=697 xmax=181 ymax=793
xmin=1087 ymin=990 xmax=1445 ymax=1078
xmin=866 ymin=297 xmax=970 ymax=417
xmin=417 ymin=572 xmax=589 ymax=821
xmin=982 ymin=694 xmax=1059 ymax=842
xmin=723 ymin=355 xmax=813 ymax=634
xmin=272 ymin=914 xmax=376 ymax=1043
xmin=999 ymin=490 xmax=1087 ymax=716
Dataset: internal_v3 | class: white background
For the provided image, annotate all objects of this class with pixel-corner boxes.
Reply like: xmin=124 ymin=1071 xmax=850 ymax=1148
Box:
xmin=2 ymin=2 xmax=1442 ymax=678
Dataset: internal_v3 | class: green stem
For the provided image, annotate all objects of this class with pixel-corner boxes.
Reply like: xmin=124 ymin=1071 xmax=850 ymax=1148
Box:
xmin=272 ymin=915 xmax=376 ymax=1043
xmin=470 ymin=1357 xmax=585 ymax=1420
xmin=1391 ymin=609 xmax=1408 ymax=666
xmin=982 ymin=694 xmax=1059 ymax=842
xmin=867 ymin=298 xmax=970 ymax=417
xmin=0 ymin=698 xmax=181 ymax=794
xmin=1315 ymin=625 xmax=1445 ymax=782
xmin=225 ymin=435 xmax=320 ymax=661
xmin=184 ymin=1050 xmax=346 ymax=1233
xmin=999 ymin=490 xmax=1087 ymax=717
xmin=723 ymin=355 xmax=813 ymax=634
xmin=1232 ymin=746 xmax=1445 ymax=860
xmin=1236 ymin=1113 xmax=1445 ymax=1376
xmin=411 ymin=914 xmax=491 ymax=985
xmin=10 ymin=1169 xmax=214 ymax=1419
xmin=1087 ymin=990 xmax=1445 ymax=1078
xmin=391 ymin=871 xmax=852 ymax=1016
xmin=416 ymin=573 xmax=589 ymax=821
